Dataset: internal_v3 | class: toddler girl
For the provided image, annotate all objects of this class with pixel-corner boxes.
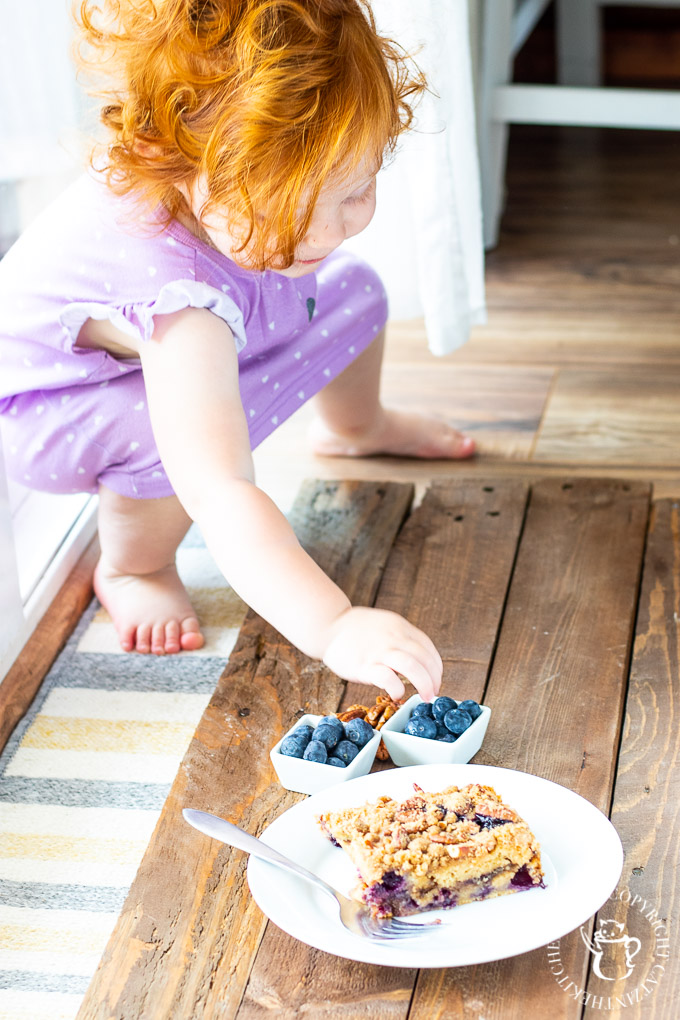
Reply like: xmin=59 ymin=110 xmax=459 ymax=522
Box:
xmin=0 ymin=0 xmax=474 ymax=702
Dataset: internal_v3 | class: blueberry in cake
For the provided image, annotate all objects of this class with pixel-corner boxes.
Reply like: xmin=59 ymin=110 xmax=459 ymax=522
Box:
xmin=318 ymin=782 xmax=544 ymax=917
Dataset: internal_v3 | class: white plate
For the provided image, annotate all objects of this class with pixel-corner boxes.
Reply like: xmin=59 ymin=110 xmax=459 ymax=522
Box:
xmin=247 ymin=763 xmax=623 ymax=968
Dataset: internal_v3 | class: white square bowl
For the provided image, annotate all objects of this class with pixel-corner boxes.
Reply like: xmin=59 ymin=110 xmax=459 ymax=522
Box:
xmin=270 ymin=714 xmax=381 ymax=795
xmin=380 ymin=695 xmax=491 ymax=766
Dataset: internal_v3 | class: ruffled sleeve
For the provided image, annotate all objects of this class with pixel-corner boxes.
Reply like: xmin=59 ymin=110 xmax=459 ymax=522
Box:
xmin=59 ymin=279 xmax=248 ymax=352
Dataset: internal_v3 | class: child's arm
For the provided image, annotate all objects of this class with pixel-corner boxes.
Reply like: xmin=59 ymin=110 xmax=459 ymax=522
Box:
xmin=138 ymin=307 xmax=442 ymax=701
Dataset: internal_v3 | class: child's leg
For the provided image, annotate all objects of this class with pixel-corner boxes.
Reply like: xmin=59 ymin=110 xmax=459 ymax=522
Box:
xmin=308 ymin=329 xmax=475 ymax=459
xmin=94 ymin=485 xmax=204 ymax=655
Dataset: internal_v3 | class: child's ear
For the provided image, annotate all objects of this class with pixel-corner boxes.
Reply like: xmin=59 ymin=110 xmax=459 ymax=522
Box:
xmin=131 ymin=130 xmax=162 ymax=158
xmin=174 ymin=179 xmax=191 ymax=204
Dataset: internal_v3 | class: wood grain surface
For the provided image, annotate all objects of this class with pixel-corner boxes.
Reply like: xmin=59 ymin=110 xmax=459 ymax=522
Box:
xmin=582 ymin=498 xmax=680 ymax=1018
xmin=239 ymin=479 xmax=530 ymax=1018
xmin=351 ymin=478 xmax=530 ymax=698
xmin=410 ymin=478 xmax=651 ymax=1020
xmin=75 ymin=480 xmax=413 ymax=1020
xmin=533 ymin=368 xmax=680 ymax=466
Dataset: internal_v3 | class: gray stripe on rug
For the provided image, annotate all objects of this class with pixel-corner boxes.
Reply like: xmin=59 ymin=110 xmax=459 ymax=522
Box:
xmin=0 ymin=879 xmax=128 ymax=911
xmin=0 ymin=777 xmax=171 ymax=809
xmin=50 ymin=653 xmax=224 ymax=691
xmin=0 ymin=971 xmax=91 ymax=994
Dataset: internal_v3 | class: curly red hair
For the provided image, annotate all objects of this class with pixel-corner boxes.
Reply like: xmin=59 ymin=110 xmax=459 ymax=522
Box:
xmin=73 ymin=0 xmax=426 ymax=269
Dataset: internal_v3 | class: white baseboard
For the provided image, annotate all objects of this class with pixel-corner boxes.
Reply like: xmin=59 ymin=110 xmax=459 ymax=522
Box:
xmin=0 ymin=495 xmax=98 ymax=682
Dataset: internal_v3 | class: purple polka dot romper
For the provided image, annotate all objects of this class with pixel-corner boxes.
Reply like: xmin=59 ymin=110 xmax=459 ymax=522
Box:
xmin=0 ymin=174 xmax=387 ymax=499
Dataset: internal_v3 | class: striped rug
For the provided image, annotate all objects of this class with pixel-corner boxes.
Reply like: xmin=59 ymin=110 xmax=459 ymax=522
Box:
xmin=0 ymin=526 xmax=246 ymax=1020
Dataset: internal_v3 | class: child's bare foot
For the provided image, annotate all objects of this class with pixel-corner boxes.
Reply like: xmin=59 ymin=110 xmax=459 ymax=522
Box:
xmin=308 ymin=407 xmax=475 ymax=460
xmin=93 ymin=558 xmax=205 ymax=655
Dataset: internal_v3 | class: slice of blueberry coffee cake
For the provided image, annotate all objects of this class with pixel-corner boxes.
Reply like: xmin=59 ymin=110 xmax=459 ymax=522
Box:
xmin=318 ymin=783 xmax=544 ymax=917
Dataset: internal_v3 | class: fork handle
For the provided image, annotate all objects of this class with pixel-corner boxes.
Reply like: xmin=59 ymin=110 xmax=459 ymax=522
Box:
xmin=183 ymin=808 xmax=336 ymax=900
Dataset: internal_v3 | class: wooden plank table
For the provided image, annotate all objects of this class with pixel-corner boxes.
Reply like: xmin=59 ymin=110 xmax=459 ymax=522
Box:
xmin=77 ymin=477 xmax=678 ymax=1020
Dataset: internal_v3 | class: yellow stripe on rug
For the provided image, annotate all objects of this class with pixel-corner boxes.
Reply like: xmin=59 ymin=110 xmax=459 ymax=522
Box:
xmin=20 ymin=717 xmax=197 ymax=756
xmin=0 ymin=833 xmax=148 ymax=866
xmin=0 ymin=905 xmax=119 ymax=961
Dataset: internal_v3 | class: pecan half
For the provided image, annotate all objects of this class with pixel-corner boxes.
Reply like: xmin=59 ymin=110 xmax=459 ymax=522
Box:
xmin=445 ymin=834 xmax=497 ymax=858
xmin=336 ymin=705 xmax=369 ymax=723
xmin=375 ymin=704 xmax=398 ymax=730
xmin=364 ymin=703 xmax=385 ymax=726
xmin=474 ymin=801 xmax=516 ymax=822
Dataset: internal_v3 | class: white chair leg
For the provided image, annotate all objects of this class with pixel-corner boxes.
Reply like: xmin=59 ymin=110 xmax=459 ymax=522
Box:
xmin=477 ymin=0 xmax=514 ymax=248
xmin=557 ymin=0 xmax=602 ymax=86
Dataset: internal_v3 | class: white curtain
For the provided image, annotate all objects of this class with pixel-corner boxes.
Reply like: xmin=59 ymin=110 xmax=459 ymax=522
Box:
xmin=0 ymin=0 xmax=85 ymax=257
xmin=0 ymin=0 xmax=83 ymax=181
xmin=346 ymin=0 xmax=486 ymax=354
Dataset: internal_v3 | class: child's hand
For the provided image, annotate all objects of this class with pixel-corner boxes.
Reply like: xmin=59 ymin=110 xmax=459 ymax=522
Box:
xmin=321 ymin=607 xmax=442 ymax=703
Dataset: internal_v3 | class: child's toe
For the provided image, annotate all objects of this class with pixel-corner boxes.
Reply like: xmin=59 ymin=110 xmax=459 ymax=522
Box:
xmin=180 ymin=617 xmax=204 ymax=651
xmin=451 ymin=434 xmax=475 ymax=459
xmin=164 ymin=619 xmax=181 ymax=654
xmin=151 ymin=621 xmax=167 ymax=655
xmin=119 ymin=625 xmax=136 ymax=653
xmin=136 ymin=622 xmax=152 ymax=653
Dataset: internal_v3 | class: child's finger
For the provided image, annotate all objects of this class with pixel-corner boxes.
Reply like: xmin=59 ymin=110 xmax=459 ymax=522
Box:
xmin=355 ymin=663 xmax=405 ymax=702
xmin=398 ymin=636 xmax=443 ymax=697
xmin=380 ymin=649 xmax=439 ymax=702
xmin=406 ymin=628 xmax=443 ymax=684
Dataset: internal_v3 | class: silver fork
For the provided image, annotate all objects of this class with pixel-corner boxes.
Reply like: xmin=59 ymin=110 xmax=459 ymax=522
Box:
xmin=182 ymin=808 xmax=438 ymax=940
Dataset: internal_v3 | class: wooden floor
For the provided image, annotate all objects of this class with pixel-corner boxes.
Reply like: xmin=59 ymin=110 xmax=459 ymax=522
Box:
xmin=254 ymin=125 xmax=680 ymax=508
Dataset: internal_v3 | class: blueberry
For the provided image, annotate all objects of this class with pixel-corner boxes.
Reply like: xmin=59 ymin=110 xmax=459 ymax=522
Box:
xmin=404 ymin=716 xmax=438 ymax=739
xmin=334 ymin=739 xmax=360 ymax=764
xmin=303 ymin=739 xmax=328 ymax=763
xmin=434 ymin=719 xmax=457 ymax=742
xmin=279 ymin=735 xmax=307 ymax=758
xmin=443 ymin=708 xmax=473 ymax=735
xmin=290 ymin=725 xmax=314 ymax=746
xmin=344 ymin=718 xmax=374 ymax=748
xmin=410 ymin=702 xmax=434 ymax=718
xmin=319 ymin=715 xmax=344 ymax=737
xmin=327 ymin=756 xmax=346 ymax=768
xmin=457 ymin=699 xmax=482 ymax=721
xmin=432 ymin=696 xmax=458 ymax=721
xmin=314 ymin=722 xmax=341 ymax=750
